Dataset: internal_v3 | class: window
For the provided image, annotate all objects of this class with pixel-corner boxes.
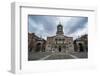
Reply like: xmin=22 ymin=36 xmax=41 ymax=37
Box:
xmin=69 ymin=42 xmax=71 ymax=44
xmin=55 ymin=39 xmax=57 ymax=44
xmin=62 ymin=39 xmax=65 ymax=44
xmin=63 ymin=46 xmax=66 ymax=48
xmin=55 ymin=46 xmax=57 ymax=48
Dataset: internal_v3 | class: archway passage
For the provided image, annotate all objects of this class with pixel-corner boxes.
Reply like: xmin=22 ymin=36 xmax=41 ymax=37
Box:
xmin=59 ymin=46 xmax=61 ymax=52
xmin=29 ymin=47 xmax=32 ymax=52
xmin=35 ymin=43 xmax=41 ymax=52
xmin=79 ymin=43 xmax=84 ymax=52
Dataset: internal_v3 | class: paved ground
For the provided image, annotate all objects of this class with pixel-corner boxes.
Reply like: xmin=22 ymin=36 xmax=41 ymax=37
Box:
xmin=70 ymin=52 xmax=88 ymax=58
xmin=28 ymin=52 xmax=52 ymax=61
xmin=28 ymin=51 xmax=88 ymax=61
xmin=45 ymin=53 xmax=74 ymax=60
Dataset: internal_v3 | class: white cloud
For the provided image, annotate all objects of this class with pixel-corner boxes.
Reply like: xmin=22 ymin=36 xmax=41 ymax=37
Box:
xmin=28 ymin=15 xmax=88 ymax=40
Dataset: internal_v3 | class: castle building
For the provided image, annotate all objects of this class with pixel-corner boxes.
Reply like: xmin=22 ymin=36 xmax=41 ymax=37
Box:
xmin=28 ymin=23 xmax=88 ymax=54
xmin=28 ymin=33 xmax=46 ymax=52
xmin=74 ymin=34 xmax=88 ymax=52
xmin=46 ymin=23 xmax=74 ymax=53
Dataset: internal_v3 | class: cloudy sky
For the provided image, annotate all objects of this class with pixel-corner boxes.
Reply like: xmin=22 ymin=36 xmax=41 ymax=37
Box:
xmin=28 ymin=15 xmax=88 ymax=40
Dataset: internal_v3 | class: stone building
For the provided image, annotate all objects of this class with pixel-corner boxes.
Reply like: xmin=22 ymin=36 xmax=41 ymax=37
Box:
xmin=74 ymin=34 xmax=88 ymax=52
xmin=28 ymin=33 xmax=46 ymax=52
xmin=46 ymin=23 xmax=74 ymax=53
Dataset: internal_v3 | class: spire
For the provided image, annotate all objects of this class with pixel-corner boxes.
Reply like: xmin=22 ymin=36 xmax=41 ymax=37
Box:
xmin=56 ymin=22 xmax=64 ymax=35
xmin=59 ymin=21 xmax=61 ymax=25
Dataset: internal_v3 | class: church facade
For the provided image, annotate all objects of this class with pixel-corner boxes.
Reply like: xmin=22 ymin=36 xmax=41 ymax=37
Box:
xmin=46 ymin=23 xmax=74 ymax=53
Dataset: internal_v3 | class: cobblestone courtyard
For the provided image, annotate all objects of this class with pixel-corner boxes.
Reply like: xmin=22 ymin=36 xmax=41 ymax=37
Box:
xmin=28 ymin=50 xmax=88 ymax=61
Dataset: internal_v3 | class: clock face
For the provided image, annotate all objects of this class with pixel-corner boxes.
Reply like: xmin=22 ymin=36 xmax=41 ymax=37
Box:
xmin=59 ymin=26 xmax=62 ymax=31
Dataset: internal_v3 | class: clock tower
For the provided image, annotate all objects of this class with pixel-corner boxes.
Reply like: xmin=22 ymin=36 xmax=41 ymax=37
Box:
xmin=56 ymin=22 xmax=64 ymax=35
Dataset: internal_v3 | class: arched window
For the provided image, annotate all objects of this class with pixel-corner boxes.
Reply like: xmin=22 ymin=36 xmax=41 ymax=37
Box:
xmin=55 ymin=46 xmax=57 ymax=48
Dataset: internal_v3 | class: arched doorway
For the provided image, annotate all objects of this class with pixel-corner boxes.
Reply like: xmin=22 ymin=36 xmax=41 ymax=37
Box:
xmin=29 ymin=47 xmax=33 ymax=52
xmin=59 ymin=46 xmax=61 ymax=52
xmin=79 ymin=43 xmax=84 ymax=52
xmin=35 ymin=43 xmax=41 ymax=52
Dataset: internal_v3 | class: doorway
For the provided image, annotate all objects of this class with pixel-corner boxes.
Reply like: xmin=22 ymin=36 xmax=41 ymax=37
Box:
xmin=79 ymin=43 xmax=84 ymax=52
xmin=35 ymin=43 xmax=41 ymax=52
xmin=59 ymin=46 xmax=61 ymax=52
